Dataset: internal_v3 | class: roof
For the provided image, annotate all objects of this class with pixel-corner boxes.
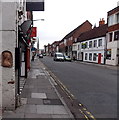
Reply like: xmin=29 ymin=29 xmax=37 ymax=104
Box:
xmin=108 ymin=6 xmax=119 ymax=16
xmin=62 ymin=20 xmax=92 ymax=40
xmin=77 ymin=24 xmax=107 ymax=42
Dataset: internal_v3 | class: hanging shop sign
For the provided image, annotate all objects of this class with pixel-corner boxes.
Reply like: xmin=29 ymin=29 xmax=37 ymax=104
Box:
xmin=26 ymin=0 xmax=44 ymax=11
xmin=30 ymin=27 xmax=37 ymax=37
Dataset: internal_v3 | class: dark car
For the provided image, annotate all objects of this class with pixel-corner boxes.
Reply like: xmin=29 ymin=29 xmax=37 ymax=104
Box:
xmin=39 ymin=54 xmax=43 ymax=58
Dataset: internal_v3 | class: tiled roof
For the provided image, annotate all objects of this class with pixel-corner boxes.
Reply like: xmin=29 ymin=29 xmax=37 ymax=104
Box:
xmin=108 ymin=6 xmax=119 ymax=16
xmin=77 ymin=24 xmax=107 ymax=42
xmin=62 ymin=20 xmax=92 ymax=40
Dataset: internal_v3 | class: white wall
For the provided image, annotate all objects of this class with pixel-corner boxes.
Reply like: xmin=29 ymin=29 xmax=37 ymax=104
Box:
xmin=106 ymin=27 xmax=119 ymax=65
xmin=0 ymin=2 xmax=17 ymax=110
xmin=83 ymin=51 xmax=105 ymax=63
xmin=0 ymin=2 xmax=2 ymax=114
xmin=106 ymin=41 xmax=119 ymax=65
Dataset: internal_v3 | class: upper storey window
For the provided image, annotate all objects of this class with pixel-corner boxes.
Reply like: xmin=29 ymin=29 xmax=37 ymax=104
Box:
xmin=108 ymin=15 xmax=114 ymax=26
xmin=117 ymin=13 xmax=119 ymax=24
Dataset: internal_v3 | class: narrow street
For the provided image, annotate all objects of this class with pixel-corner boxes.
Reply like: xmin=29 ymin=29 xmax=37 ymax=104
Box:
xmin=40 ymin=56 xmax=117 ymax=118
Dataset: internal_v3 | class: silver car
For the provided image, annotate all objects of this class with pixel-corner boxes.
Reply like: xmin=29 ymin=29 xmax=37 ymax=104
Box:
xmin=53 ymin=52 xmax=64 ymax=61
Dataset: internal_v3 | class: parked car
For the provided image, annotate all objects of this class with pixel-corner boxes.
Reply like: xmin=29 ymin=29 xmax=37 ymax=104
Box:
xmin=53 ymin=52 xmax=64 ymax=61
xmin=39 ymin=54 xmax=43 ymax=58
xmin=43 ymin=53 xmax=46 ymax=56
xmin=64 ymin=55 xmax=72 ymax=62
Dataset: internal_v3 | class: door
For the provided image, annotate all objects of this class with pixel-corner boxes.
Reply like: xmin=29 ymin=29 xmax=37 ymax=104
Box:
xmin=98 ymin=53 xmax=101 ymax=64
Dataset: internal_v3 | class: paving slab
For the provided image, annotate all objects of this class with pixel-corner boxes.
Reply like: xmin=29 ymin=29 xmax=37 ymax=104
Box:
xmin=31 ymin=93 xmax=47 ymax=99
xmin=24 ymin=113 xmax=52 ymax=118
xmin=27 ymin=98 xmax=43 ymax=105
xmin=3 ymin=111 xmax=25 ymax=118
xmin=36 ymin=105 xmax=69 ymax=115
xmin=25 ymin=105 xmax=37 ymax=114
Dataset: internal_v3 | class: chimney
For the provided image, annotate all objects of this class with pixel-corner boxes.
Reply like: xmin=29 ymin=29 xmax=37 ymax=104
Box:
xmin=99 ymin=18 xmax=105 ymax=26
xmin=117 ymin=1 xmax=119 ymax=6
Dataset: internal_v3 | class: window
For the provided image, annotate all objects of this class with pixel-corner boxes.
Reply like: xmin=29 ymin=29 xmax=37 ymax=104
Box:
xmin=114 ymin=31 xmax=119 ymax=41
xmin=93 ymin=53 xmax=97 ymax=61
xmin=109 ymin=33 xmax=113 ymax=42
xmin=85 ymin=53 xmax=88 ymax=60
xmin=94 ymin=40 xmax=97 ymax=47
xmin=78 ymin=44 xmax=80 ymax=50
xmin=89 ymin=53 xmax=92 ymax=61
xmin=85 ymin=42 xmax=88 ymax=48
xmin=106 ymin=49 xmax=111 ymax=60
xmin=117 ymin=13 xmax=119 ymax=24
xmin=98 ymin=39 xmax=102 ymax=47
xmin=108 ymin=15 xmax=114 ymax=26
xmin=82 ymin=43 xmax=86 ymax=49
xmin=89 ymin=41 xmax=92 ymax=48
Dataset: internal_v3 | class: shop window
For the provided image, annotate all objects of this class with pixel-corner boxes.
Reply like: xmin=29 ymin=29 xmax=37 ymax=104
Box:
xmin=98 ymin=39 xmax=102 ymax=47
xmin=94 ymin=40 xmax=97 ymax=47
xmin=89 ymin=41 xmax=92 ymax=48
xmin=106 ymin=49 xmax=111 ymax=60
xmin=114 ymin=31 xmax=119 ymax=41
xmin=89 ymin=53 xmax=92 ymax=61
xmin=93 ymin=53 xmax=97 ymax=61
xmin=85 ymin=53 xmax=88 ymax=60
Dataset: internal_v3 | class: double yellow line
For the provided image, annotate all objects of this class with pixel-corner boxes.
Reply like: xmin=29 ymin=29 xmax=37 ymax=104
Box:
xmin=55 ymin=78 xmax=96 ymax=120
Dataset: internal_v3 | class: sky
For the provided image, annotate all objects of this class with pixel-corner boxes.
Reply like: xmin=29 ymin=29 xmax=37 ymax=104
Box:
xmin=33 ymin=0 xmax=119 ymax=49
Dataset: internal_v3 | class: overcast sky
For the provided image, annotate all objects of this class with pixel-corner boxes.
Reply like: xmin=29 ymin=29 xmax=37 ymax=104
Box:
xmin=33 ymin=0 xmax=118 ymax=49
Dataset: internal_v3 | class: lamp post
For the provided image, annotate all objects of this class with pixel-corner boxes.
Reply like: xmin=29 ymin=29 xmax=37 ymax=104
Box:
xmin=32 ymin=19 xmax=44 ymax=55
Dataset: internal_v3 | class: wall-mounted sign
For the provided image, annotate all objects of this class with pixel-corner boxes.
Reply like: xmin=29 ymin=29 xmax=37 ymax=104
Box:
xmin=1 ymin=51 xmax=13 ymax=68
xmin=26 ymin=0 xmax=44 ymax=11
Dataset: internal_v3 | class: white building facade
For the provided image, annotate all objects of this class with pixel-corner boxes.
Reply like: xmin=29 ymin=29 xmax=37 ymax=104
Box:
xmin=81 ymin=37 xmax=106 ymax=64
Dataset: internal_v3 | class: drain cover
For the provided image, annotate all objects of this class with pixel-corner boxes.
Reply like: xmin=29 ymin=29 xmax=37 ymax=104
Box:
xmin=43 ymin=99 xmax=63 ymax=105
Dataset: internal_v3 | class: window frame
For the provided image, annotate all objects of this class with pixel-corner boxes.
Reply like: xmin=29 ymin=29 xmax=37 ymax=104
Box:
xmin=114 ymin=31 xmax=119 ymax=41
xmin=93 ymin=53 xmax=97 ymax=61
xmin=106 ymin=49 xmax=111 ymax=60
xmin=89 ymin=53 xmax=92 ymax=61
xmin=109 ymin=32 xmax=113 ymax=42
xmin=94 ymin=40 xmax=97 ymax=47
xmin=98 ymin=39 xmax=102 ymax=47
xmin=85 ymin=53 xmax=88 ymax=60
xmin=89 ymin=41 xmax=92 ymax=48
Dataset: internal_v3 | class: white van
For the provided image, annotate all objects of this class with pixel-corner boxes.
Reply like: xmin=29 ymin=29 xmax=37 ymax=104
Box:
xmin=53 ymin=52 xmax=64 ymax=61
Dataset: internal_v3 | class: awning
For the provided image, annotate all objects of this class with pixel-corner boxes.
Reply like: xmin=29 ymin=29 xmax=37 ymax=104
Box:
xmin=19 ymin=20 xmax=32 ymax=46
xmin=20 ymin=20 xmax=32 ymax=35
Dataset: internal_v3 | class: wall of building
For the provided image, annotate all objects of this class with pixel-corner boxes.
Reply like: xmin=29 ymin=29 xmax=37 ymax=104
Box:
xmin=0 ymin=2 xmax=2 ymax=114
xmin=0 ymin=2 xmax=17 ymax=110
xmin=106 ymin=41 xmax=119 ymax=65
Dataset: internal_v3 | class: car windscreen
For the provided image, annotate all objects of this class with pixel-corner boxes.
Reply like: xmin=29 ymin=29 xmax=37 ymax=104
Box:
xmin=57 ymin=54 xmax=63 ymax=57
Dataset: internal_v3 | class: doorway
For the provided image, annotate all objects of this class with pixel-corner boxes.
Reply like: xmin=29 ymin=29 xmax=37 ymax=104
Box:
xmin=98 ymin=53 xmax=101 ymax=64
